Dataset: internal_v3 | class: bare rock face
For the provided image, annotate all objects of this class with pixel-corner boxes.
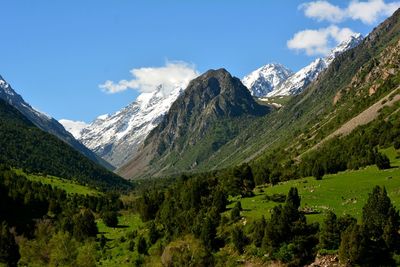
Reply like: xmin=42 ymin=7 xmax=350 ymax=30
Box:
xmin=306 ymin=254 xmax=341 ymax=267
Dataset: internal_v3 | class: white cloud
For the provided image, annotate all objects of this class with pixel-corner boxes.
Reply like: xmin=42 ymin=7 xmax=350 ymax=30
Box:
xmin=100 ymin=61 xmax=199 ymax=95
xmin=300 ymin=1 xmax=345 ymax=23
xmin=347 ymin=0 xmax=400 ymax=24
xmin=300 ymin=0 xmax=400 ymax=25
xmin=287 ymin=25 xmax=357 ymax=56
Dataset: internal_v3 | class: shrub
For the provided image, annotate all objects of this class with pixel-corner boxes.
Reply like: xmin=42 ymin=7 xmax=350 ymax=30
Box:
xmin=102 ymin=211 xmax=118 ymax=228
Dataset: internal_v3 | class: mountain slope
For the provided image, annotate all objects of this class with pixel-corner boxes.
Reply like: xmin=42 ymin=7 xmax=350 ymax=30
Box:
xmin=71 ymin=84 xmax=185 ymax=168
xmin=118 ymin=68 xmax=269 ymax=179
xmin=242 ymin=64 xmax=293 ymax=97
xmin=0 ymin=76 xmax=114 ymax=170
xmin=202 ymin=8 xmax=400 ymax=170
xmin=125 ymin=8 xmax=400 ymax=176
xmin=0 ymin=98 xmax=131 ymax=191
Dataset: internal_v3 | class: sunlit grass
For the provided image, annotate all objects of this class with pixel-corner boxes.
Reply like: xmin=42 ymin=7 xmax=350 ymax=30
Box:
xmin=233 ymin=147 xmax=400 ymax=224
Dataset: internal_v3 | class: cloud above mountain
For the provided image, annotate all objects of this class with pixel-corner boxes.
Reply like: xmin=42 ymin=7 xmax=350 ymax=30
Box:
xmin=100 ymin=61 xmax=199 ymax=95
xmin=300 ymin=0 xmax=400 ymax=24
xmin=288 ymin=0 xmax=399 ymax=56
xmin=287 ymin=25 xmax=356 ymax=55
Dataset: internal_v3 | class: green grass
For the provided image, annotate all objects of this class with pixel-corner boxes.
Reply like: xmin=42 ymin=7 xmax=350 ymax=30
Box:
xmin=97 ymin=212 xmax=144 ymax=266
xmin=14 ymin=169 xmax=100 ymax=196
xmin=233 ymin=147 xmax=400 ymax=224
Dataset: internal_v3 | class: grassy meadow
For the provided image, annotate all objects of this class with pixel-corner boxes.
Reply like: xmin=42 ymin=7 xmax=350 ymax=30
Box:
xmin=13 ymin=169 xmax=101 ymax=196
xmin=232 ymin=147 xmax=400 ymax=224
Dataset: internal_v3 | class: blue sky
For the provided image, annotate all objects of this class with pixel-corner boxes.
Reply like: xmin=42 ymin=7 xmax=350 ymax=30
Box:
xmin=1 ymin=0 xmax=399 ymax=122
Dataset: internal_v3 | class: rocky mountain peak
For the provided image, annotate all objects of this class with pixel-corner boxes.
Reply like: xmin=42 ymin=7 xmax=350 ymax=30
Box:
xmin=242 ymin=63 xmax=293 ymax=97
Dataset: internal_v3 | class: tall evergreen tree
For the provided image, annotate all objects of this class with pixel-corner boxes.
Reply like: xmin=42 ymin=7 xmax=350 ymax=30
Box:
xmin=0 ymin=222 xmax=20 ymax=267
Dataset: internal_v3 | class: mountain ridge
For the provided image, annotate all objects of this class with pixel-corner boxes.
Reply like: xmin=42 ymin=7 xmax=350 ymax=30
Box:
xmin=0 ymin=97 xmax=131 ymax=190
xmin=242 ymin=34 xmax=364 ymax=98
xmin=0 ymin=76 xmax=114 ymax=170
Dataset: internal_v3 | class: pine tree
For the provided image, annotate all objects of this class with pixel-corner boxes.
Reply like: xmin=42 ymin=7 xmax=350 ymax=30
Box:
xmin=232 ymin=226 xmax=245 ymax=254
xmin=0 ymin=222 xmax=20 ymax=267
xmin=319 ymin=211 xmax=340 ymax=250
xmin=137 ymin=236 xmax=147 ymax=255
xmin=375 ymin=153 xmax=391 ymax=170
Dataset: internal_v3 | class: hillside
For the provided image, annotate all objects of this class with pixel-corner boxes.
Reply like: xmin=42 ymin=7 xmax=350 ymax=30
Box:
xmin=0 ymin=75 xmax=114 ymax=170
xmin=118 ymin=69 xmax=269 ymax=179
xmin=184 ymin=8 xmax=400 ymax=173
xmin=117 ymin=9 xmax=400 ymax=180
xmin=0 ymin=98 xmax=131 ymax=191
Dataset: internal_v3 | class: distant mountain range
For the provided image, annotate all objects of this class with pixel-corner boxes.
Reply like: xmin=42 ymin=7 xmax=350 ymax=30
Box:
xmin=0 ymin=76 xmax=114 ymax=170
xmin=59 ymin=35 xmax=363 ymax=170
xmin=242 ymin=34 xmax=364 ymax=98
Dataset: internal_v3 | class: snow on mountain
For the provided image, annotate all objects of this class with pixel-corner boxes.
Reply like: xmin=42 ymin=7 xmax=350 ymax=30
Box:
xmin=242 ymin=64 xmax=293 ymax=97
xmin=77 ymin=83 xmax=185 ymax=168
xmin=267 ymin=33 xmax=364 ymax=97
xmin=268 ymin=58 xmax=328 ymax=97
xmin=59 ymin=119 xmax=89 ymax=139
xmin=242 ymin=34 xmax=364 ymax=98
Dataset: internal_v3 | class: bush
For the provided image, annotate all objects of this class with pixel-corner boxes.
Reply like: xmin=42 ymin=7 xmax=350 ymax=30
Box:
xmin=230 ymin=206 xmax=241 ymax=222
xmin=102 ymin=211 xmax=118 ymax=228
xmin=375 ymin=153 xmax=391 ymax=170
xmin=161 ymin=235 xmax=211 ymax=267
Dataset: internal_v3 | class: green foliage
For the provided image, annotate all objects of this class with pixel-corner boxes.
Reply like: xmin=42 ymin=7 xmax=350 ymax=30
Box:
xmin=312 ymin=162 xmax=324 ymax=180
xmin=231 ymin=226 xmax=245 ymax=254
xmin=339 ymin=186 xmax=400 ymax=266
xmin=260 ymin=188 xmax=318 ymax=266
xmin=148 ymin=221 xmax=159 ymax=245
xmin=376 ymin=152 xmax=391 ymax=169
xmin=200 ymin=216 xmax=217 ymax=250
xmin=319 ymin=211 xmax=340 ymax=250
xmin=161 ymin=235 xmax=212 ymax=267
xmin=137 ymin=236 xmax=147 ymax=255
xmin=72 ymin=209 xmax=98 ymax=241
xmin=0 ymin=99 xmax=131 ymax=191
xmin=0 ymin=222 xmax=20 ymax=267
xmin=230 ymin=206 xmax=241 ymax=222
xmin=0 ymin=167 xmax=119 ymax=236
xmin=102 ymin=211 xmax=119 ymax=228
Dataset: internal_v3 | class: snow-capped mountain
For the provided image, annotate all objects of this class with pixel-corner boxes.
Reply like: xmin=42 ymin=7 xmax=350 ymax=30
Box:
xmin=72 ymin=84 xmax=185 ymax=168
xmin=58 ymin=119 xmax=89 ymax=139
xmin=0 ymin=75 xmax=113 ymax=169
xmin=268 ymin=33 xmax=364 ymax=97
xmin=242 ymin=64 xmax=293 ymax=97
xmin=268 ymin=57 xmax=328 ymax=97
xmin=243 ymin=34 xmax=364 ymax=98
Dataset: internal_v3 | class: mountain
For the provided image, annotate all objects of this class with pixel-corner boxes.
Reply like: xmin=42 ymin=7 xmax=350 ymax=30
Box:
xmin=117 ymin=8 xmax=400 ymax=179
xmin=0 ymin=98 xmax=131 ymax=191
xmin=69 ymin=83 xmax=185 ymax=168
xmin=118 ymin=68 xmax=269 ymax=179
xmin=242 ymin=64 xmax=293 ymax=97
xmin=242 ymin=34 xmax=364 ymax=98
xmin=0 ymin=76 xmax=114 ymax=170
xmin=58 ymin=119 xmax=88 ymax=139
xmin=268 ymin=33 xmax=364 ymax=97
xmin=191 ymin=8 xmax=400 ymax=171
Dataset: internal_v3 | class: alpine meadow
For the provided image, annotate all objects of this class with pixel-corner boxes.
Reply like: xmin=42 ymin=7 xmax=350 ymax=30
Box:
xmin=2 ymin=1 xmax=400 ymax=266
